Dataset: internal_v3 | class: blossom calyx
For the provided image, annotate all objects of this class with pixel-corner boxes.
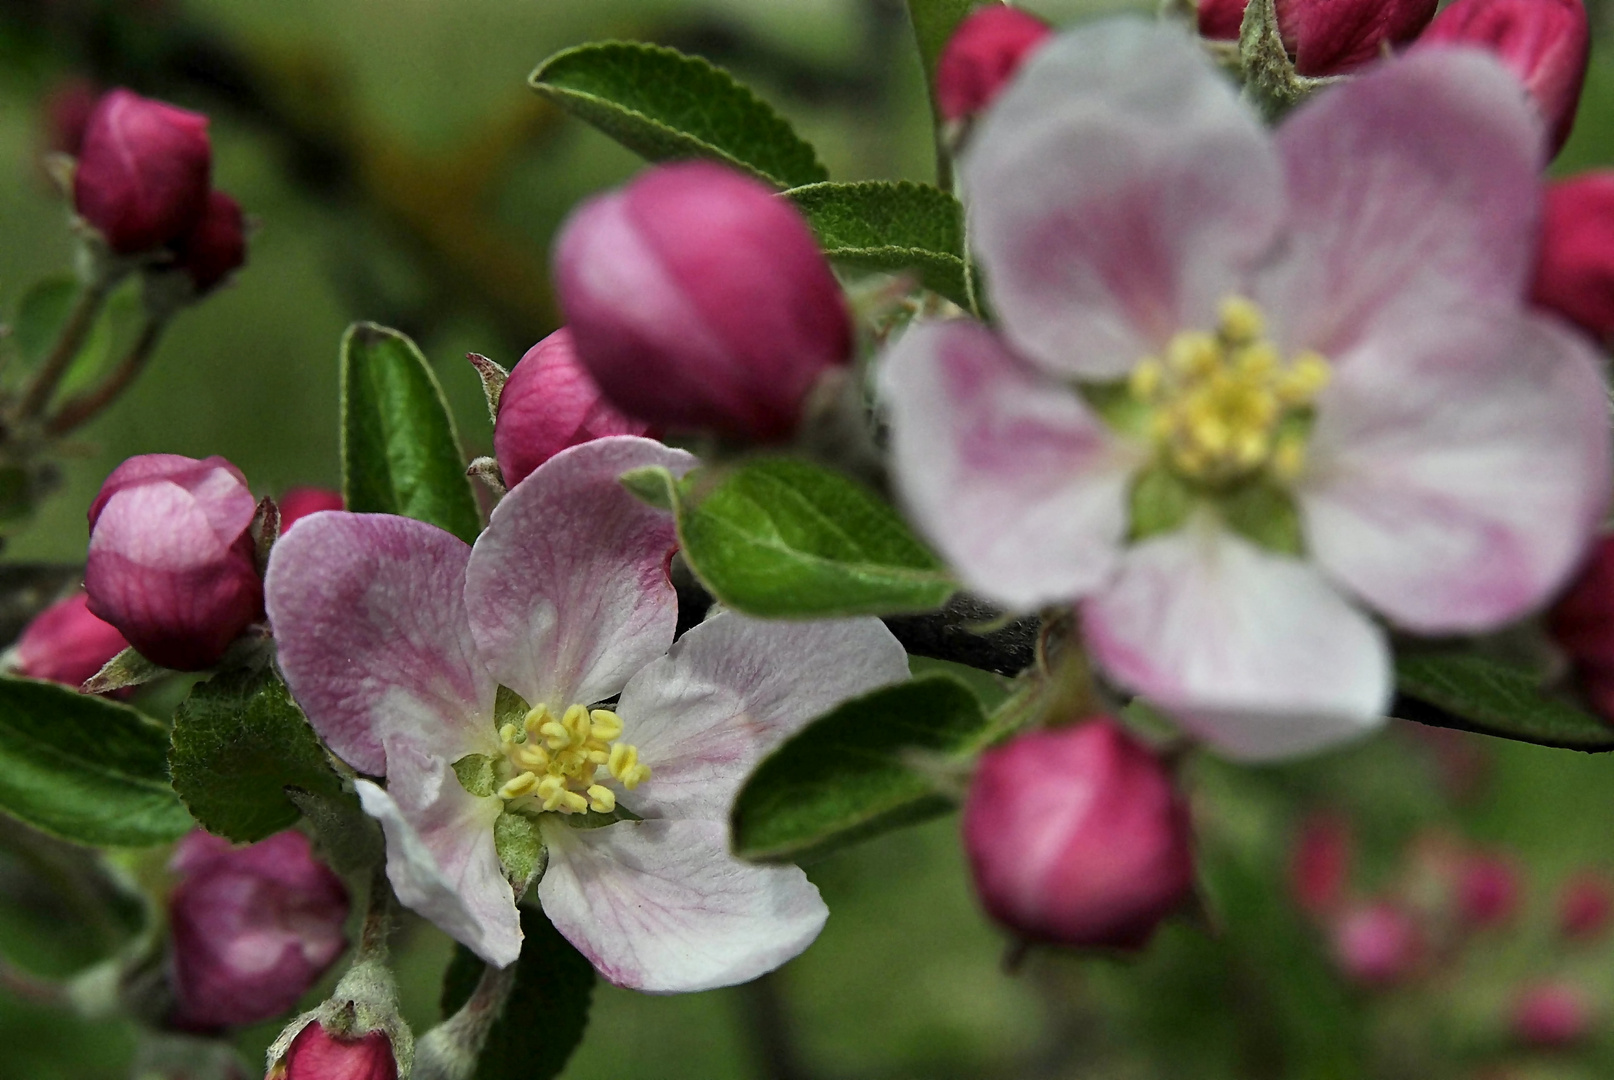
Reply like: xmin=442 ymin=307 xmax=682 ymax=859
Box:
xmin=1200 ymin=0 xmax=1437 ymax=75
xmin=961 ymin=718 xmax=1195 ymax=950
xmin=72 ymin=88 xmax=212 ymax=255
xmin=555 ymin=162 xmax=852 ymax=444
xmin=935 ymin=5 xmax=1053 ymax=122
xmin=11 ymin=591 xmax=129 ymax=689
xmin=175 ymin=190 xmax=247 ymax=294
xmin=1533 ymin=172 xmax=1614 ymax=344
xmin=85 ymin=453 xmax=264 ymax=670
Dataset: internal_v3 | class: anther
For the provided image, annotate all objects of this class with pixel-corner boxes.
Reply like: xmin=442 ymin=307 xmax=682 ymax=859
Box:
xmin=587 ymin=785 xmax=616 ymax=814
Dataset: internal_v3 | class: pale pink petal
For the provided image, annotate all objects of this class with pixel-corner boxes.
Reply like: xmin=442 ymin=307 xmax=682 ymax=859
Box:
xmin=1259 ymin=48 xmax=1543 ymax=359
xmin=880 ymin=319 xmax=1141 ymax=610
xmin=963 ymin=19 xmax=1284 ymax=379
xmin=615 ymin=611 xmax=909 ymax=821
xmin=1083 ymin=522 xmax=1390 ymax=761
xmin=464 ymin=437 xmax=697 ymax=710
xmin=1300 ymin=311 xmax=1611 ymax=632
xmin=538 ymin=817 xmax=826 ymax=993
xmin=266 ymin=512 xmax=496 ymax=776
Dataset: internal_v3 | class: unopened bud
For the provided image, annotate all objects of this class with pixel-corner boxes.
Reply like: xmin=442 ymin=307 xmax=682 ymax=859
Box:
xmin=1558 ymin=872 xmax=1614 ymax=941
xmin=72 ymin=88 xmax=211 ymax=255
xmin=961 ymin=718 xmax=1195 ymax=950
xmin=935 ymin=4 xmax=1053 ymax=122
xmin=12 ymin=591 xmax=128 ymax=689
xmin=1547 ymin=535 xmax=1614 ymax=719
xmin=85 ymin=453 xmax=263 ymax=671
xmin=277 ymin=488 xmax=344 ymax=532
xmin=266 ymin=959 xmax=413 ymax=1080
xmin=1532 ymin=172 xmax=1614 ymax=344
xmin=555 ymin=161 xmax=852 ymax=444
xmin=1456 ymin=852 xmax=1521 ymax=928
xmin=1289 ymin=812 xmax=1353 ymax=918
xmin=1330 ymin=901 xmax=1421 ymax=986
xmin=174 ymin=190 xmax=247 ymax=294
xmin=492 ymin=328 xmax=649 ymax=487
xmin=1415 ymin=0 xmax=1589 ymax=156
xmin=1199 ymin=0 xmax=1436 ymax=74
xmin=1510 ymin=982 xmax=1594 ymax=1048
xmin=273 ymin=1023 xmax=397 ymax=1080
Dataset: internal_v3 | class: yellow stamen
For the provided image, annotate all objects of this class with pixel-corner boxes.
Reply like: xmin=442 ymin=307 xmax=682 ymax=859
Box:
xmin=497 ymin=702 xmax=648 ymax=814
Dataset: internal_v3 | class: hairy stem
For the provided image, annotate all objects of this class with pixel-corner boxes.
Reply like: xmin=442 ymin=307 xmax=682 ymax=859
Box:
xmin=19 ymin=274 xmax=116 ymax=419
xmin=44 ymin=316 xmax=168 ymax=436
xmin=414 ymin=961 xmax=517 ymax=1080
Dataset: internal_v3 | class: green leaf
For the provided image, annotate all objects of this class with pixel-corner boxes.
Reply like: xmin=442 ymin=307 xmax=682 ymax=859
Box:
xmin=341 ymin=322 xmax=481 ymax=543
xmin=1395 ymin=651 xmax=1614 ymax=751
xmin=0 ymin=676 xmax=191 ymax=846
xmin=441 ymin=906 xmax=595 ymax=1080
xmin=786 ymin=181 xmax=970 ymax=309
xmin=529 ymin=41 xmax=828 ymax=189
xmin=675 ymin=458 xmax=955 ymax=618
xmin=905 ymin=0 xmax=979 ymax=118
xmin=731 ymin=675 xmax=987 ymax=863
xmin=169 ymin=667 xmax=346 ymax=842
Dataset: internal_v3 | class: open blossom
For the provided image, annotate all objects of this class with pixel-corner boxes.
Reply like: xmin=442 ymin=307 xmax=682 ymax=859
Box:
xmin=267 ymin=436 xmax=907 ymax=987
xmin=881 ymin=21 xmax=1610 ymax=760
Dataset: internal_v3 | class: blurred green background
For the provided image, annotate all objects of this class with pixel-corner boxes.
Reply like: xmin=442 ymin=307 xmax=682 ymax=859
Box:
xmin=3 ymin=0 xmax=1614 ymax=1077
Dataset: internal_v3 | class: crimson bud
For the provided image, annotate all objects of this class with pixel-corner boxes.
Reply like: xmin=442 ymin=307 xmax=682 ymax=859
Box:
xmin=1289 ymin=812 xmax=1353 ymax=918
xmin=1558 ymin=872 xmax=1614 ymax=941
xmin=1198 ymin=0 xmax=1437 ymax=75
xmin=1330 ymin=901 xmax=1422 ymax=986
xmin=174 ymin=190 xmax=246 ymax=294
xmin=274 ymin=1024 xmax=398 ymax=1080
xmin=1510 ymin=982 xmax=1594 ymax=1048
xmin=12 ymin=591 xmax=128 ymax=688
xmin=277 ymin=488 xmax=344 ymax=532
xmin=73 ymin=88 xmax=211 ymax=255
xmin=934 ymin=4 xmax=1053 ymax=122
xmin=1547 ymin=535 xmax=1614 ymax=719
xmin=1533 ymin=172 xmax=1614 ymax=344
xmin=1456 ymin=852 xmax=1521 ymax=928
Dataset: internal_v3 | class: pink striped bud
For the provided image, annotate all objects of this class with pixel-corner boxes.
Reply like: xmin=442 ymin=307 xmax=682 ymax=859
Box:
xmin=1510 ymin=982 xmax=1594 ymax=1047
xmin=555 ymin=161 xmax=852 ymax=444
xmin=72 ymin=88 xmax=211 ymax=255
xmin=1547 ymin=535 xmax=1614 ymax=719
xmin=962 ymin=718 xmax=1195 ymax=949
xmin=1533 ymin=172 xmax=1614 ymax=343
xmin=12 ymin=591 xmax=128 ymax=688
xmin=1456 ymin=852 xmax=1521 ymax=928
xmin=1558 ymin=872 xmax=1614 ymax=941
xmin=1415 ymin=0 xmax=1589 ymax=155
xmin=493 ymin=328 xmax=649 ymax=487
xmin=174 ymin=190 xmax=246 ymax=294
xmin=1199 ymin=0 xmax=1437 ymax=75
xmin=273 ymin=1024 xmax=397 ymax=1080
xmin=1330 ymin=901 xmax=1421 ymax=986
xmin=935 ymin=5 xmax=1053 ymax=122
xmin=277 ymin=488 xmax=344 ymax=532
xmin=85 ymin=454 xmax=262 ymax=670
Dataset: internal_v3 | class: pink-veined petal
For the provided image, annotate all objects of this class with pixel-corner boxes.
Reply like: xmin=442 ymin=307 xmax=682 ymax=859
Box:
xmin=464 ymin=437 xmax=697 ymax=710
xmin=1259 ymin=47 xmax=1543 ymax=359
xmin=880 ymin=319 xmax=1141 ymax=610
xmin=615 ymin=611 xmax=909 ymax=821
xmin=1083 ymin=521 xmax=1390 ymax=761
xmin=964 ymin=18 xmax=1284 ymax=378
xmin=1300 ymin=311 xmax=1611 ymax=632
xmin=266 ymin=512 xmax=495 ymax=776
xmin=538 ymin=817 xmax=826 ymax=993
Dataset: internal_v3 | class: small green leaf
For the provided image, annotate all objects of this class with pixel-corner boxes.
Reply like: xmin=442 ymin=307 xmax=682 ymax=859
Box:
xmin=0 ymin=676 xmax=191 ymax=846
xmin=1396 ymin=651 xmax=1614 ymax=751
xmin=341 ymin=322 xmax=481 ymax=543
xmin=905 ymin=0 xmax=979 ymax=120
xmin=80 ymin=646 xmax=166 ymax=696
xmin=732 ymin=675 xmax=988 ymax=863
xmin=676 ymin=458 xmax=956 ymax=618
xmin=786 ymin=181 xmax=970 ymax=309
xmin=169 ymin=667 xmax=346 ymax=842
xmin=529 ymin=41 xmax=828 ymax=189
xmin=441 ymin=906 xmax=595 ymax=1080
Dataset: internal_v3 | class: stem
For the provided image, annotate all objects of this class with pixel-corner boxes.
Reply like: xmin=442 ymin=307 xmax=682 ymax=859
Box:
xmin=414 ymin=962 xmax=517 ymax=1080
xmin=19 ymin=274 xmax=116 ymax=419
xmin=43 ymin=317 xmax=168 ymax=436
xmin=358 ymin=861 xmax=397 ymax=962
xmin=739 ymin=972 xmax=812 ymax=1080
xmin=0 ymin=954 xmax=66 ymax=1007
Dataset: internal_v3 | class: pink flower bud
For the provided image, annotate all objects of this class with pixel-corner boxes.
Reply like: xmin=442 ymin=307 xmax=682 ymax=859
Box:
xmin=72 ymin=88 xmax=211 ymax=255
xmin=1198 ymin=0 xmax=1437 ymax=75
xmin=492 ymin=328 xmax=649 ymax=487
xmin=1558 ymin=872 xmax=1614 ymax=940
xmin=1330 ymin=901 xmax=1421 ymax=986
xmin=168 ymin=830 xmax=348 ymax=1030
xmin=934 ymin=5 xmax=1053 ymax=122
xmin=961 ymin=718 xmax=1195 ymax=949
xmin=1457 ymin=852 xmax=1521 ymax=928
xmin=1533 ymin=172 xmax=1614 ymax=344
xmin=12 ymin=591 xmax=128 ymax=688
xmin=1510 ymin=982 xmax=1594 ymax=1048
xmin=174 ymin=190 xmax=246 ymax=294
xmin=554 ymin=161 xmax=852 ymax=444
xmin=1289 ymin=812 xmax=1353 ymax=918
xmin=277 ymin=488 xmax=344 ymax=532
xmin=275 ymin=1024 xmax=397 ymax=1080
xmin=85 ymin=454 xmax=263 ymax=670
xmin=1416 ymin=0 xmax=1589 ymax=155
xmin=1547 ymin=535 xmax=1614 ymax=718
xmin=43 ymin=78 xmax=100 ymax=158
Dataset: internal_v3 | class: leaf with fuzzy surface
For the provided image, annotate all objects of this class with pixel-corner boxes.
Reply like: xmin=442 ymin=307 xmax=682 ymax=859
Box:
xmin=787 ymin=181 xmax=970 ymax=309
xmin=1396 ymin=651 xmax=1614 ymax=751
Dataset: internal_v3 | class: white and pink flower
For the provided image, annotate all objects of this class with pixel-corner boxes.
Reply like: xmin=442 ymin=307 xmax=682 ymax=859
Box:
xmin=881 ymin=21 xmax=1611 ymax=760
xmin=265 ymin=436 xmax=908 ymax=989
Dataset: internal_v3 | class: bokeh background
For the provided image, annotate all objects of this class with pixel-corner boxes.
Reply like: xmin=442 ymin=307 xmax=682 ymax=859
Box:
xmin=3 ymin=1 xmax=1614 ymax=1077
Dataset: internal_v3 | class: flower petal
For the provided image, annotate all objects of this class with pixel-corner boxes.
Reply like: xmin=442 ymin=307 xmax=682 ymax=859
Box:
xmin=963 ymin=18 xmax=1284 ymax=378
xmin=615 ymin=610 xmax=909 ymax=821
xmin=880 ymin=319 xmax=1140 ymax=610
xmin=1300 ymin=311 xmax=1611 ymax=632
xmin=266 ymin=512 xmax=495 ymax=776
xmin=1083 ymin=522 xmax=1390 ymax=761
xmin=464 ymin=436 xmax=697 ymax=710
xmin=538 ymin=817 xmax=826 ymax=993
xmin=1259 ymin=47 xmax=1543 ymax=359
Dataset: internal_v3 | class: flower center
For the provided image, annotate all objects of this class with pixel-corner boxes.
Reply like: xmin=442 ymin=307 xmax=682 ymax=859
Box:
xmin=495 ymin=703 xmax=650 ymax=816
xmin=1129 ymin=297 xmax=1330 ymax=486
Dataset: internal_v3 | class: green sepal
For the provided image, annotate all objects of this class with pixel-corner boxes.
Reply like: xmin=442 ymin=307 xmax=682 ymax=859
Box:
xmin=494 ymin=685 xmax=530 ymax=730
xmin=1129 ymin=467 xmax=1195 ymax=541
xmin=1219 ymin=480 xmax=1305 ymax=556
xmin=452 ymin=754 xmax=499 ymax=799
xmin=494 ymin=810 xmax=546 ymax=888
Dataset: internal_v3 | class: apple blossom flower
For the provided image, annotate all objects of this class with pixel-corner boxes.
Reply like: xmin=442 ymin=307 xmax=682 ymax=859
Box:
xmin=1198 ymin=0 xmax=1436 ymax=76
xmin=935 ymin=4 xmax=1053 ymax=123
xmin=881 ymin=20 xmax=1610 ymax=760
xmin=266 ymin=436 xmax=908 ymax=988
xmin=12 ymin=591 xmax=128 ymax=688
xmin=73 ymin=88 xmax=211 ymax=255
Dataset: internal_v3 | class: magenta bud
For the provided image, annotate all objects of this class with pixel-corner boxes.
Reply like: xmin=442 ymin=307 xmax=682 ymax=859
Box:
xmin=934 ymin=4 xmax=1053 ymax=122
xmin=167 ymin=830 xmax=348 ymax=1031
xmin=1547 ymin=535 xmax=1614 ymax=718
xmin=277 ymin=488 xmax=344 ymax=533
xmin=274 ymin=1023 xmax=398 ymax=1080
xmin=1199 ymin=0 xmax=1437 ymax=74
xmin=12 ymin=591 xmax=129 ymax=688
xmin=1330 ymin=901 xmax=1422 ymax=986
xmin=72 ymin=88 xmax=211 ymax=255
xmin=1533 ymin=173 xmax=1614 ymax=344
xmin=493 ymin=327 xmax=650 ymax=487
xmin=1289 ymin=812 xmax=1353 ymax=918
xmin=554 ymin=161 xmax=852 ymax=444
xmin=85 ymin=453 xmax=263 ymax=671
xmin=1511 ymin=982 xmax=1594 ymax=1048
xmin=174 ymin=190 xmax=246 ymax=294
xmin=1457 ymin=852 xmax=1522 ymax=929
xmin=961 ymin=718 xmax=1195 ymax=950
xmin=1558 ymin=872 xmax=1614 ymax=941
xmin=1415 ymin=0 xmax=1589 ymax=155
